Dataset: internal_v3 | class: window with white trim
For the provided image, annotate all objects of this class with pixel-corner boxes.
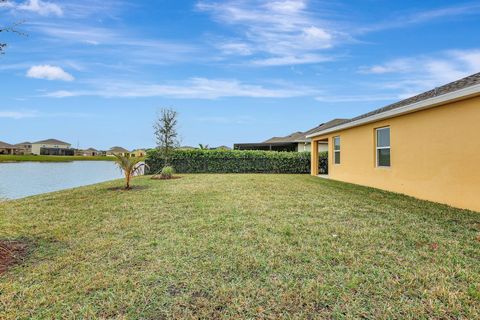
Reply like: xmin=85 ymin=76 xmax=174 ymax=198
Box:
xmin=376 ymin=127 xmax=390 ymax=167
xmin=333 ymin=136 xmax=341 ymax=164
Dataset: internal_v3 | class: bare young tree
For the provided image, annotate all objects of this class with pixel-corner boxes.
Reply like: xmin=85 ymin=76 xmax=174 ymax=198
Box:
xmin=1 ymin=1 xmax=25 ymax=55
xmin=154 ymin=108 xmax=179 ymax=166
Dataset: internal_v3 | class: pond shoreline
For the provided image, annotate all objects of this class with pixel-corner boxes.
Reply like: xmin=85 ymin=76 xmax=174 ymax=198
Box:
xmin=0 ymin=155 xmax=117 ymax=163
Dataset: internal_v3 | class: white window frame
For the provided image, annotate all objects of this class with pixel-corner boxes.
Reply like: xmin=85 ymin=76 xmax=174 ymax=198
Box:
xmin=333 ymin=136 xmax=341 ymax=165
xmin=376 ymin=127 xmax=390 ymax=167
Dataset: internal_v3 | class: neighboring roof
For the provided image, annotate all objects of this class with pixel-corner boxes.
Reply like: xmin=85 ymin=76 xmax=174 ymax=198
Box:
xmin=0 ymin=141 xmax=16 ymax=148
xmin=307 ymin=72 xmax=480 ymax=138
xmin=262 ymin=119 xmax=348 ymax=144
xmin=15 ymin=141 xmax=32 ymax=145
xmin=33 ymin=139 xmax=71 ymax=145
xmin=264 ymin=132 xmax=305 ymax=143
xmin=85 ymin=148 xmax=98 ymax=151
xmin=296 ymin=119 xmax=348 ymax=142
xmin=108 ymin=146 xmax=130 ymax=153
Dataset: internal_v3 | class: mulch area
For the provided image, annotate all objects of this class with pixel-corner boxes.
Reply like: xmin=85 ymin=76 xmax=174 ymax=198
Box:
xmin=0 ymin=241 xmax=29 ymax=275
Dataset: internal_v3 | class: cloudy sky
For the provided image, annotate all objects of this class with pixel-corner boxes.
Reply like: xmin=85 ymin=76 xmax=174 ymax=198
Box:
xmin=1 ymin=0 xmax=479 ymax=149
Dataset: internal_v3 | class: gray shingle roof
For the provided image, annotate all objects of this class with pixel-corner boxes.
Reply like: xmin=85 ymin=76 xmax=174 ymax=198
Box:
xmin=0 ymin=141 xmax=16 ymax=148
xmin=263 ymin=119 xmax=348 ymax=144
xmin=33 ymin=139 xmax=70 ymax=145
xmin=264 ymin=132 xmax=305 ymax=143
xmin=321 ymin=72 xmax=480 ymax=132
xmin=109 ymin=146 xmax=129 ymax=153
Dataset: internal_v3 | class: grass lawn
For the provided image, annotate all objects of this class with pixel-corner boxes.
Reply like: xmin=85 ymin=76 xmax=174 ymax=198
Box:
xmin=1 ymin=174 xmax=479 ymax=319
xmin=0 ymin=155 xmax=117 ymax=162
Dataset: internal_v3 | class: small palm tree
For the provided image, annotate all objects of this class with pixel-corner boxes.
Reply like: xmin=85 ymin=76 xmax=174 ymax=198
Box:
xmin=198 ymin=143 xmax=209 ymax=150
xmin=113 ymin=154 xmax=148 ymax=189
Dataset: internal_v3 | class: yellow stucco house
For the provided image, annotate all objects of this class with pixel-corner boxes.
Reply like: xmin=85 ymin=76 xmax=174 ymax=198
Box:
xmin=308 ymin=72 xmax=480 ymax=212
xmin=131 ymin=149 xmax=146 ymax=157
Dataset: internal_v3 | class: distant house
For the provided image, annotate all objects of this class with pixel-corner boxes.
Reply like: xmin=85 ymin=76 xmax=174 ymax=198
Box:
xmin=14 ymin=142 xmax=32 ymax=155
xmin=0 ymin=141 xmax=23 ymax=155
xmin=107 ymin=146 xmax=130 ymax=157
xmin=76 ymin=148 xmax=102 ymax=157
xmin=234 ymin=119 xmax=346 ymax=152
xmin=31 ymin=139 xmax=73 ymax=156
xmin=131 ymin=149 xmax=146 ymax=157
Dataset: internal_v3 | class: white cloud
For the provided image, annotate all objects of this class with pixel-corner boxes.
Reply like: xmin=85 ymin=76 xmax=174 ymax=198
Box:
xmin=360 ymin=50 xmax=480 ymax=81
xmin=358 ymin=49 xmax=480 ymax=99
xmin=360 ymin=3 xmax=480 ymax=33
xmin=0 ymin=109 xmax=91 ymax=119
xmin=197 ymin=0 xmax=341 ymax=66
xmin=218 ymin=42 xmax=253 ymax=56
xmin=6 ymin=0 xmax=64 ymax=16
xmin=26 ymin=65 xmax=74 ymax=81
xmin=252 ymin=54 xmax=332 ymax=66
xmin=315 ymin=94 xmax=401 ymax=103
xmin=44 ymin=77 xmax=318 ymax=99
xmin=0 ymin=110 xmax=38 ymax=119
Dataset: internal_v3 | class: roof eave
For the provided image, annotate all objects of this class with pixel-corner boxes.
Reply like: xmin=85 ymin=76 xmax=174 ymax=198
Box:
xmin=306 ymin=83 xmax=480 ymax=138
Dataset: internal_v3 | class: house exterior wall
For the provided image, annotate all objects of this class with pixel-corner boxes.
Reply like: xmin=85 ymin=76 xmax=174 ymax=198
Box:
xmin=31 ymin=143 xmax=71 ymax=155
xmin=310 ymin=95 xmax=480 ymax=212
xmin=297 ymin=142 xmax=328 ymax=152
xmin=15 ymin=144 xmax=32 ymax=155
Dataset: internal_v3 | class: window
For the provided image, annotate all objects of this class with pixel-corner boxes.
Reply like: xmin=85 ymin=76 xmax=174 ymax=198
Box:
xmin=333 ymin=136 xmax=341 ymax=164
xmin=376 ymin=127 xmax=390 ymax=167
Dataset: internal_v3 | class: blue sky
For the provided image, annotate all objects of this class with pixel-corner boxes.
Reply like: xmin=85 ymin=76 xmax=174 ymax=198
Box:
xmin=1 ymin=0 xmax=479 ymax=150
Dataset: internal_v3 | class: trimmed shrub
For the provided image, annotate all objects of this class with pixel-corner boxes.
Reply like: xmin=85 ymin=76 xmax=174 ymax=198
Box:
xmin=146 ymin=149 xmax=328 ymax=174
xmin=161 ymin=166 xmax=175 ymax=179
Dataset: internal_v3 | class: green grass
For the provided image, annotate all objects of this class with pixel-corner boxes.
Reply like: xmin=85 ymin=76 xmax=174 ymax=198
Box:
xmin=1 ymin=174 xmax=479 ymax=319
xmin=0 ymin=155 xmax=116 ymax=162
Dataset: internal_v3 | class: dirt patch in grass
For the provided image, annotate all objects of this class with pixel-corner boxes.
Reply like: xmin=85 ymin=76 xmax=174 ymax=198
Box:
xmin=0 ymin=241 xmax=29 ymax=275
xmin=105 ymin=185 xmax=150 ymax=192
xmin=150 ymin=175 xmax=182 ymax=180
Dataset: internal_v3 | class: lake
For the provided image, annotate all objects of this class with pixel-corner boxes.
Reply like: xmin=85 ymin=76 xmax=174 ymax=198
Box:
xmin=0 ymin=161 xmax=124 ymax=200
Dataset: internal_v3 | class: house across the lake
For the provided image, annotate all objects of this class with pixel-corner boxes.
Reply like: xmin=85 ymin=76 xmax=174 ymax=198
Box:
xmin=131 ymin=149 xmax=146 ymax=157
xmin=75 ymin=148 xmax=103 ymax=157
xmin=107 ymin=146 xmax=130 ymax=157
xmin=30 ymin=139 xmax=73 ymax=156
xmin=234 ymin=119 xmax=346 ymax=152
xmin=0 ymin=141 xmax=23 ymax=155
xmin=14 ymin=142 xmax=32 ymax=155
xmin=308 ymin=72 xmax=480 ymax=212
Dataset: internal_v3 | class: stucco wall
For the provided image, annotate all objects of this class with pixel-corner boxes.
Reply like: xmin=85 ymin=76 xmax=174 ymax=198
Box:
xmin=311 ymin=95 xmax=480 ymax=212
xmin=31 ymin=143 xmax=71 ymax=155
xmin=298 ymin=142 xmax=328 ymax=152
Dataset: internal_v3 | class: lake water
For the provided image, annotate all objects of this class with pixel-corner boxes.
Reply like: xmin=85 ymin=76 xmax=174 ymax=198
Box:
xmin=0 ymin=161 xmax=124 ymax=200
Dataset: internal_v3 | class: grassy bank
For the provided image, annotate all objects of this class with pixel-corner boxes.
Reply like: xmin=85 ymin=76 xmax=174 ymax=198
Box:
xmin=1 ymin=174 xmax=479 ymax=319
xmin=0 ymin=155 xmax=116 ymax=162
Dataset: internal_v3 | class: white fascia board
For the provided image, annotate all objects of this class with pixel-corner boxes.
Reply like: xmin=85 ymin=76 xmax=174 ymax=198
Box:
xmin=306 ymin=84 xmax=480 ymax=139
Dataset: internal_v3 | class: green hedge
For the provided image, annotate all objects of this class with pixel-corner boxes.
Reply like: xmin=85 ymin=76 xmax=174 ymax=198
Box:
xmin=146 ymin=149 xmax=328 ymax=174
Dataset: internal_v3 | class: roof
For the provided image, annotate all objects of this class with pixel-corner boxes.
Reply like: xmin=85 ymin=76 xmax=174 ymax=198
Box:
xmin=262 ymin=119 xmax=348 ymax=144
xmin=0 ymin=141 xmax=16 ymax=148
xmin=296 ymin=119 xmax=348 ymax=142
xmin=308 ymin=72 xmax=480 ymax=138
xmin=85 ymin=148 xmax=98 ymax=151
xmin=15 ymin=141 xmax=32 ymax=145
xmin=264 ymin=131 xmax=305 ymax=143
xmin=109 ymin=146 xmax=130 ymax=153
xmin=33 ymin=139 xmax=71 ymax=145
